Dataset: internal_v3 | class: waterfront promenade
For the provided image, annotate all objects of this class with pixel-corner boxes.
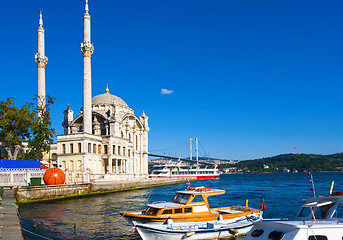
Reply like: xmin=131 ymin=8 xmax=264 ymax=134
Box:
xmin=0 ymin=188 xmax=22 ymax=239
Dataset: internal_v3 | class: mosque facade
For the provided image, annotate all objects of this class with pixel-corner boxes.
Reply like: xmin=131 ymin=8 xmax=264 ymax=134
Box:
xmin=36 ymin=1 xmax=149 ymax=179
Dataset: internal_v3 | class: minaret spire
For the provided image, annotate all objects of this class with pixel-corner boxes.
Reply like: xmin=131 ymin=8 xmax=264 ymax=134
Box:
xmin=80 ymin=0 xmax=94 ymax=133
xmin=34 ymin=10 xmax=48 ymax=117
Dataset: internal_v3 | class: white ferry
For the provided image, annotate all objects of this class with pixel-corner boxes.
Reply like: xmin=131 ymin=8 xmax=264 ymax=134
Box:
xmin=150 ymin=163 xmax=220 ymax=179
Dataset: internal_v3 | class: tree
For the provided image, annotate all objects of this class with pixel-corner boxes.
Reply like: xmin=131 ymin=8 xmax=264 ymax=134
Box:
xmin=0 ymin=98 xmax=36 ymax=159
xmin=25 ymin=95 xmax=56 ymax=161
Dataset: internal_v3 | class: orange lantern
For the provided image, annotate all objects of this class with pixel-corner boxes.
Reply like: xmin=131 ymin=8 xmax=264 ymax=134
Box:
xmin=43 ymin=168 xmax=66 ymax=185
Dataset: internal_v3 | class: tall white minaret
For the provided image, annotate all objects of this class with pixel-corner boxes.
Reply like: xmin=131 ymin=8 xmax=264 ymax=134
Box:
xmin=80 ymin=0 xmax=94 ymax=134
xmin=34 ymin=11 xmax=48 ymax=117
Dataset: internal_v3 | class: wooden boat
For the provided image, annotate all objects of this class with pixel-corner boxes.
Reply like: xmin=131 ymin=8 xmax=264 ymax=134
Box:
xmin=245 ymin=191 xmax=343 ymax=240
xmin=120 ymin=187 xmax=262 ymax=226
xmin=135 ymin=213 xmax=262 ymax=240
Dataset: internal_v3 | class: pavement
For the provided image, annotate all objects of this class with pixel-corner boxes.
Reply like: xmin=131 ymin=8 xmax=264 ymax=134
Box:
xmin=0 ymin=188 xmax=23 ymax=239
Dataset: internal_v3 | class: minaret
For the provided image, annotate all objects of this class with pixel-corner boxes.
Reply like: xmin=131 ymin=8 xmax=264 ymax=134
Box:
xmin=34 ymin=11 xmax=48 ymax=117
xmin=80 ymin=0 xmax=94 ymax=134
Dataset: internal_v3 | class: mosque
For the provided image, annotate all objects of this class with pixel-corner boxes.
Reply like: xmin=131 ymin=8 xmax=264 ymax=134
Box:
xmin=35 ymin=1 xmax=149 ymax=180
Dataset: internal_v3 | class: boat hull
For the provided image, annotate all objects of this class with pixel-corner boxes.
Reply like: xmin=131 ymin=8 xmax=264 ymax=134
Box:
xmin=135 ymin=216 xmax=261 ymax=240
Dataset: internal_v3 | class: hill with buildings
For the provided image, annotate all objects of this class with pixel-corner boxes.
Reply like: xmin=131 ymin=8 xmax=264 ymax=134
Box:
xmin=219 ymin=153 xmax=343 ymax=173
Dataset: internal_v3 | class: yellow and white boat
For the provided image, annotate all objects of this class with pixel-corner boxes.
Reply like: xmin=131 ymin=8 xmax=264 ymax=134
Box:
xmin=120 ymin=187 xmax=262 ymax=226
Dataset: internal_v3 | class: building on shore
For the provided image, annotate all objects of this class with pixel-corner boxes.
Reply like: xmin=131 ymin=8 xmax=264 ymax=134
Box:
xmin=42 ymin=0 xmax=149 ymax=181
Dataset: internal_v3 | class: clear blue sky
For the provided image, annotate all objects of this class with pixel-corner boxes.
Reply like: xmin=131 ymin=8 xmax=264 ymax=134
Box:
xmin=1 ymin=0 xmax=343 ymax=160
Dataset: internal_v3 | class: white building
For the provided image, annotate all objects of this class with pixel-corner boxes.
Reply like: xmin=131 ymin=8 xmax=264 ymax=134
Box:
xmin=38 ymin=1 xmax=149 ymax=180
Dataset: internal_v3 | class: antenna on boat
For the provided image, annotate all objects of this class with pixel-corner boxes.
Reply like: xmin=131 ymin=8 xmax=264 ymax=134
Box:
xmin=329 ymin=181 xmax=335 ymax=195
xmin=308 ymin=172 xmax=316 ymax=198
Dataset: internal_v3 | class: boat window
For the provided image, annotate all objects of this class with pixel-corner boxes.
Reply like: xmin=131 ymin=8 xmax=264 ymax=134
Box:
xmin=333 ymin=203 xmax=343 ymax=219
xmin=172 ymin=194 xmax=183 ymax=203
xmin=316 ymin=203 xmax=334 ymax=219
xmin=162 ymin=209 xmax=172 ymax=215
xmin=184 ymin=207 xmax=192 ymax=213
xmin=308 ymin=236 xmax=327 ymax=240
xmin=180 ymin=195 xmax=190 ymax=204
xmin=297 ymin=207 xmax=312 ymax=218
xmin=174 ymin=208 xmax=182 ymax=214
xmin=268 ymin=231 xmax=284 ymax=240
xmin=251 ymin=229 xmax=264 ymax=237
xmin=192 ymin=195 xmax=204 ymax=203
xmin=146 ymin=207 xmax=159 ymax=215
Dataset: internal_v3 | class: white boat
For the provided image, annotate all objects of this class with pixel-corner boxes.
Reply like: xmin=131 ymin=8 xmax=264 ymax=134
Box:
xmin=150 ymin=163 xmax=220 ymax=179
xmin=135 ymin=212 xmax=263 ymax=240
xmin=245 ymin=191 xmax=343 ymax=240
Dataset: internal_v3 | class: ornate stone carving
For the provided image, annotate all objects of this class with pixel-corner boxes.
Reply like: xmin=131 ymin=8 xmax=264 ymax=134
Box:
xmin=80 ymin=41 xmax=94 ymax=57
xmin=34 ymin=53 xmax=48 ymax=68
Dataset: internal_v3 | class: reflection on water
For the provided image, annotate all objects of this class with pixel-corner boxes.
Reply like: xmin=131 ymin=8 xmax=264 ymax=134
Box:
xmin=20 ymin=172 xmax=343 ymax=239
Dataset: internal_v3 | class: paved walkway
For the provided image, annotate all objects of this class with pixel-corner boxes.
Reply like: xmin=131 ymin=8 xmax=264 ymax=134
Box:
xmin=0 ymin=188 xmax=23 ymax=239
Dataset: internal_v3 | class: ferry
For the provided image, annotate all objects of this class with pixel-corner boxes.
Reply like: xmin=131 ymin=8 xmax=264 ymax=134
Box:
xmin=150 ymin=163 xmax=220 ymax=179
xmin=120 ymin=187 xmax=262 ymax=226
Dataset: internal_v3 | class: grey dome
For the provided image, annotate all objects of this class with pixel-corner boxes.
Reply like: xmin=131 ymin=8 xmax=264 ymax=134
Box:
xmin=92 ymin=93 xmax=128 ymax=107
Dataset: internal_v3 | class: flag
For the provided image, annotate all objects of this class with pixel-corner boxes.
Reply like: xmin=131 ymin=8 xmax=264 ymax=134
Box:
xmin=260 ymin=198 xmax=266 ymax=211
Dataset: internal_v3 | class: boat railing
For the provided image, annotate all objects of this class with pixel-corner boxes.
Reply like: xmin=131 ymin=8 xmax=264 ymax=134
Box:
xmin=152 ymin=201 xmax=167 ymax=204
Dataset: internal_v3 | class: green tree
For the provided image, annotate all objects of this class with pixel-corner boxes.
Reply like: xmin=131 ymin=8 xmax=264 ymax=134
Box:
xmin=0 ymin=98 xmax=36 ymax=159
xmin=25 ymin=96 xmax=56 ymax=161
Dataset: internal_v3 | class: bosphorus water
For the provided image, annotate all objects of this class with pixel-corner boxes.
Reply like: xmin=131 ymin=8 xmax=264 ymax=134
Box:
xmin=19 ymin=172 xmax=343 ymax=239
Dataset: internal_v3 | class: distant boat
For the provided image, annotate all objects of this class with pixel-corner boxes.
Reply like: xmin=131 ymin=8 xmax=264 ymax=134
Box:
xmin=150 ymin=162 xmax=220 ymax=179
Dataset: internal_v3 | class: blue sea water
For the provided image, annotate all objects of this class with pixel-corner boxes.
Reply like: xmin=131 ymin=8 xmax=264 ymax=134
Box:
xmin=19 ymin=172 xmax=343 ymax=239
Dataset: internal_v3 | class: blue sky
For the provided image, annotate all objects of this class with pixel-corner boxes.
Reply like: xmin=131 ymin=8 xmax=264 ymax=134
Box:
xmin=1 ymin=0 xmax=343 ymax=160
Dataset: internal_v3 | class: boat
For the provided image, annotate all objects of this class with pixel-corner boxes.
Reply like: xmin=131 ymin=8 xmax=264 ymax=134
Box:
xmin=245 ymin=191 xmax=343 ymax=240
xmin=120 ymin=187 xmax=262 ymax=226
xmin=150 ymin=162 xmax=220 ymax=179
xmin=135 ymin=213 xmax=262 ymax=240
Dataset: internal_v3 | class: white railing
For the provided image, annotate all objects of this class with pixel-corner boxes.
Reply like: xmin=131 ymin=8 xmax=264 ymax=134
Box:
xmin=0 ymin=170 xmax=45 ymax=186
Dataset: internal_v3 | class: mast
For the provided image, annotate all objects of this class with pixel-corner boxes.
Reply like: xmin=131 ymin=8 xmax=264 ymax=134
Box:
xmin=80 ymin=0 xmax=94 ymax=134
xmin=34 ymin=11 xmax=48 ymax=117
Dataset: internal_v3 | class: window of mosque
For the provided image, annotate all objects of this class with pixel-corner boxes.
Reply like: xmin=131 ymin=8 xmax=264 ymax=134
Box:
xmin=129 ymin=133 xmax=132 ymax=142
xmin=113 ymin=145 xmax=116 ymax=155
xmin=136 ymin=136 xmax=138 ymax=150
xmin=70 ymin=160 xmax=74 ymax=171
xmin=128 ymin=149 xmax=131 ymax=157
xmin=123 ymin=147 xmax=126 ymax=156
xmin=121 ymin=131 xmax=124 ymax=138
xmin=104 ymin=145 xmax=108 ymax=155
xmin=70 ymin=144 xmax=74 ymax=153
xmin=62 ymin=144 xmax=66 ymax=154
xmin=118 ymin=146 xmax=121 ymax=155
xmin=77 ymin=160 xmax=82 ymax=170
xmin=78 ymin=143 xmax=81 ymax=153
xmin=98 ymin=145 xmax=102 ymax=154
xmin=93 ymin=144 xmax=96 ymax=154
xmin=88 ymin=143 xmax=91 ymax=153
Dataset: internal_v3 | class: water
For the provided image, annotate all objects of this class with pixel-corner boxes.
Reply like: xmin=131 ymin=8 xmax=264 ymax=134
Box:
xmin=19 ymin=172 xmax=343 ymax=239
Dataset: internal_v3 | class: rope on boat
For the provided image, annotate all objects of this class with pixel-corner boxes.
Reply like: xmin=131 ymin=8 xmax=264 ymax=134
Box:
xmin=21 ymin=227 xmax=54 ymax=240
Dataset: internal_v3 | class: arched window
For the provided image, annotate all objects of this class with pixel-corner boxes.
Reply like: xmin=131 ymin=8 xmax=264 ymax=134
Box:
xmin=113 ymin=145 xmax=116 ymax=155
xmin=121 ymin=131 xmax=124 ymax=138
xmin=98 ymin=145 xmax=102 ymax=154
xmin=93 ymin=144 xmax=96 ymax=154
xmin=129 ymin=133 xmax=132 ymax=142
xmin=78 ymin=143 xmax=81 ymax=153
xmin=70 ymin=160 xmax=74 ymax=171
xmin=104 ymin=145 xmax=108 ymax=155
xmin=123 ymin=147 xmax=126 ymax=156
xmin=88 ymin=143 xmax=91 ymax=153
xmin=77 ymin=160 xmax=82 ymax=170
xmin=128 ymin=149 xmax=130 ymax=157
xmin=70 ymin=143 xmax=74 ymax=153
xmin=118 ymin=146 xmax=121 ymax=155
xmin=136 ymin=135 xmax=138 ymax=150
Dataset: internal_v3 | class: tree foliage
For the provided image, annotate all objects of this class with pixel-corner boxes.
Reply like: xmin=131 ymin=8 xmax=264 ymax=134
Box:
xmin=0 ymin=98 xmax=36 ymax=159
xmin=25 ymin=96 xmax=56 ymax=160
xmin=0 ymin=96 xmax=56 ymax=160
xmin=219 ymin=153 xmax=343 ymax=172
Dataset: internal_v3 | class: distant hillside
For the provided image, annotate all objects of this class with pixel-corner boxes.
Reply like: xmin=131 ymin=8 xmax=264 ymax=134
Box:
xmin=218 ymin=153 xmax=343 ymax=173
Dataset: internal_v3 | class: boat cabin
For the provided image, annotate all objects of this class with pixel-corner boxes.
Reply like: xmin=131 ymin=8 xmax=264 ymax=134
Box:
xmin=295 ymin=196 xmax=343 ymax=221
xmin=145 ymin=189 xmax=225 ymax=216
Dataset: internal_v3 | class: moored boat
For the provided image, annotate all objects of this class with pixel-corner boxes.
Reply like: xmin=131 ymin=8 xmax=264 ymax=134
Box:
xmin=135 ymin=213 xmax=262 ymax=240
xmin=245 ymin=191 xmax=343 ymax=240
xmin=120 ymin=187 xmax=262 ymax=226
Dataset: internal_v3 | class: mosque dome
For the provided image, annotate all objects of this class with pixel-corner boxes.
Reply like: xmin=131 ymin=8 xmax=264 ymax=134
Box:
xmin=92 ymin=85 xmax=128 ymax=107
